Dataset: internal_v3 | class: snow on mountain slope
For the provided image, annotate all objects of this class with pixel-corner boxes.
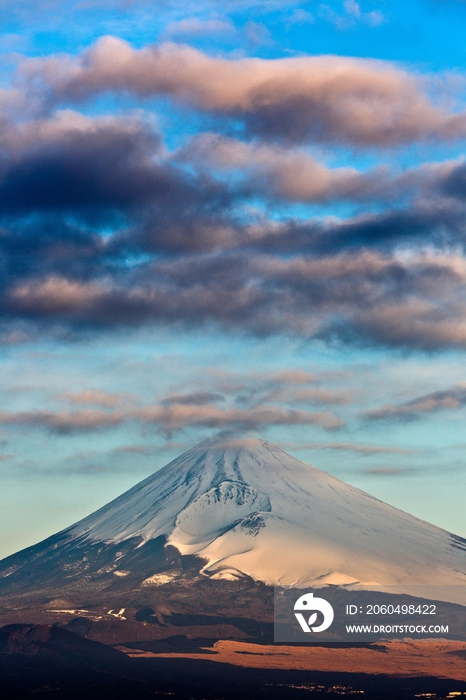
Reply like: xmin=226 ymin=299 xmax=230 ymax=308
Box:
xmin=61 ymin=437 xmax=466 ymax=592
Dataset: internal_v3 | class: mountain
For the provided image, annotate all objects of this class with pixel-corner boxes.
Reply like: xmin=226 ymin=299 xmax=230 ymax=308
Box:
xmin=1 ymin=437 xmax=466 ymax=605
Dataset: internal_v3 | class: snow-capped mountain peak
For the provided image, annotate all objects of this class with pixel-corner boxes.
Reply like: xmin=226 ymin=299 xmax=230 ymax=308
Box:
xmin=64 ymin=437 xmax=466 ymax=589
xmin=1 ymin=437 xmax=466 ymax=598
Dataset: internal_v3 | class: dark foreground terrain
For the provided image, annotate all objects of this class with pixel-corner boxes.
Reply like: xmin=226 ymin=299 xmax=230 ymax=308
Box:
xmin=0 ymin=624 xmax=466 ymax=700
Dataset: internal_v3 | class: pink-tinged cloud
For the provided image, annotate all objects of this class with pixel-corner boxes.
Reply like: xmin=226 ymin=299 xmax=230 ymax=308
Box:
xmin=0 ymin=403 xmax=345 ymax=434
xmin=0 ymin=409 xmax=124 ymax=433
xmin=136 ymin=403 xmax=345 ymax=432
xmin=20 ymin=36 xmax=466 ymax=145
xmin=178 ymin=133 xmax=463 ymax=203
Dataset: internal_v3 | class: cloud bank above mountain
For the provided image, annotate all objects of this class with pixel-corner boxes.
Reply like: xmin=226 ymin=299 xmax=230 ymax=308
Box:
xmin=0 ymin=20 xmax=465 ymax=353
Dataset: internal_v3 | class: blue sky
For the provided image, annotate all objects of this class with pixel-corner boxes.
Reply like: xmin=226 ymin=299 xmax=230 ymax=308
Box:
xmin=2 ymin=0 xmax=466 ymax=558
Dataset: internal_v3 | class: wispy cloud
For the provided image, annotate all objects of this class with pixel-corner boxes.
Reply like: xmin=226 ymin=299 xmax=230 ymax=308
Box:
xmin=359 ymin=466 xmax=414 ymax=476
xmin=285 ymin=8 xmax=315 ymax=26
xmin=293 ymin=441 xmax=419 ymax=455
xmin=320 ymin=1 xmax=384 ymax=30
xmin=0 ymin=403 xmax=345 ymax=435
xmin=0 ymin=367 xmax=350 ymax=436
xmin=161 ymin=17 xmax=237 ymax=40
xmin=365 ymin=383 xmax=466 ymax=421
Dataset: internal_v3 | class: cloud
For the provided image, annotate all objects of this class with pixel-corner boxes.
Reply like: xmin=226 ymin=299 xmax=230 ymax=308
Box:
xmin=21 ymin=36 xmax=466 ymax=146
xmin=162 ymin=18 xmax=274 ymax=48
xmin=0 ymin=408 xmax=124 ymax=433
xmin=298 ymin=441 xmax=417 ymax=455
xmin=203 ymin=367 xmax=351 ymax=405
xmin=1 ymin=109 xmax=466 ymax=292
xmin=360 ymin=467 xmax=413 ymax=476
xmin=243 ymin=21 xmax=273 ymax=47
xmin=242 ymin=198 xmax=466 ymax=255
xmin=160 ymin=391 xmax=225 ymax=405
xmin=274 ymin=387 xmax=352 ymax=404
xmin=178 ymin=133 xmax=462 ymax=204
xmin=4 ymin=249 xmax=466 ymax=350
xmin=0 ymin=111 xmax=229 ymax=227
xmin=245 ymin=249 xmax=466 ymax=349
xmin=179 ymin=133 xmax=382 ymax=203
xmin=0 ymin=329 xmax=33 ymax=345
xmin=0 ymin=0 xmax=304 ymax=27
xmin=286 ymin=9 xmax=315 ymax=26
xmin=63 ymin=389 xmax=133 ymax=407
xmin=2 ymin=52 xmax=466 ymax=354
xmin=365 ymin=383 xmax=466 ymax=421
xmin=437 ymin=160 xmax=466 ymax=201
xmin=161 ymin=17 xmax=237 ymax=41
xmin=137 ymin=403 xmax=346 ymax=433
xmin=0 ymin=402 xmax=345 ymax=434
xmin=0 ymin=368 xmax=350 ymax=438
xmin=320 ymin=0 xmax=384 ymax=30
xmin=263 ymin=369 xmax=320 ymax=384
xmin=0 ymin=112 xmax=242 ymax=286
xmin=112 ymin=441 xmax=186 ymax=455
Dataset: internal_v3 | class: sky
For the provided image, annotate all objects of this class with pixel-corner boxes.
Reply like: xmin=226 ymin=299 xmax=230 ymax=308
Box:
xmin=2 ymin=0 xmax=466 ymax=558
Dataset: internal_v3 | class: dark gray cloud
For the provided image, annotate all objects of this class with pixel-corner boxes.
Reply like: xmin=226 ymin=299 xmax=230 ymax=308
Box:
xmin=2 ymin=248 xmax=466 ymax=350
xmin=240 ymin=198 xmax=466 ymax=255
xmin=113 ymin=190 xmax=463 ymax=260
xmin=160 ymin=391 xmax=225 ymax=405
xmin=0 ymin=112 xmax=236 ymax=298
xmin=438 ymin=161 xmax=466 ymax=200
xmin=365 ymin=383 xmax=466 ymax=421
xmin=0 ymin=113 xmax=229 ymax=230
xmin=1 ymin=111 xmax=466 ymax=293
